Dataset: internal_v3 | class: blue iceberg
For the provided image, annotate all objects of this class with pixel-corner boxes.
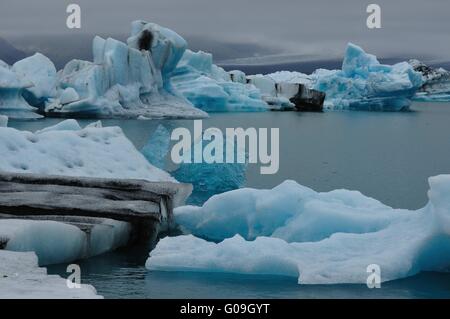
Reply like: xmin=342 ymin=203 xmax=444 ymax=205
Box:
xmin=147 ymin=176 xmax=450 ymax=284
xmin=171 ymin=50 xmax=269 ymax=112
xmin=141 ymin=125 xmax=248 ymax=205
xmin=267 ymin=43 xmax=424 ymax=111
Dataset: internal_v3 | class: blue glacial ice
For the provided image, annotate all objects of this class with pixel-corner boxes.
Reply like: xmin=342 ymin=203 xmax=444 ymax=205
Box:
xmin=44 ymin=21 xmax=206 ymax=119
xmin=170 ymin=50 xmax=270 ymax=112
xmin=147 ymin=176 xmax=450 ymax=284
xmin=141 ymin=124 xmax=248 ymax=205
xmin=141 ymin=124 xmax=172 ymax=170
xmin=267 ymin=43 xmax=424 ymax=111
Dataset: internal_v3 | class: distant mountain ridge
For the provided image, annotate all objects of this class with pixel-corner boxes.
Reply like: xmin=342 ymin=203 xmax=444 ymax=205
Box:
xmin=0 ymin=37 xmax=28 ymax=64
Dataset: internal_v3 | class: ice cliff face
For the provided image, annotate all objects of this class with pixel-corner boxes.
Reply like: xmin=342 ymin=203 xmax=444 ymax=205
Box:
xmin=409 ymin=59 xmax=450 ymax=102
xmin=147 ymin=176 xmax=450 ymax=284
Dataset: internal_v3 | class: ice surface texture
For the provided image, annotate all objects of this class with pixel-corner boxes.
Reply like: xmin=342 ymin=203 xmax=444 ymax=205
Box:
xmin=0 ymin=119 xmax=175 ymax=182
xmin=147 ymin=176 xmax=450 ymax=284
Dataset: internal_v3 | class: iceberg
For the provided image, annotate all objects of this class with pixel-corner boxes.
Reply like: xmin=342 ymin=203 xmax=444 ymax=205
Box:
xmin=0 ymin=250 xmax=101 ymax=298
xmin=12 ymin=53 xmax=58 ymax=109
xmin=45 ymin=21 xmax=207 ymax=119
xmin=172 ymin=128 xmax=248 ymax=205
xmin=170 ymin=50 xmax=270 ymax=112
xmin=409 ymin=59 xmax=450 ymax=102
xmin=0 ymin=119 xmax=175 ymax=182
xmin=0 ymin=60 xmax=42 ymax=119
xmin=0 ymin=119 xmax=175 ymax=265
xmin=141 ymin=125 xmax=248 ymax=205
xmin=147 ymin=176 xmax=450 ymax=284
xmin=263 ymin=43 xmax=423 ymax=111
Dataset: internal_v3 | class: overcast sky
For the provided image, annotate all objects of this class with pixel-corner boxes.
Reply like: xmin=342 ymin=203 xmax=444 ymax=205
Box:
xmin=1 ymin=0 xmax=449 ymax=64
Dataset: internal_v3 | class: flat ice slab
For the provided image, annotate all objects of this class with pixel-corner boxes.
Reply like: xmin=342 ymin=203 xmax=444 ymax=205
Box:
xmin=0 ymin=250 xmax=101 ymax=299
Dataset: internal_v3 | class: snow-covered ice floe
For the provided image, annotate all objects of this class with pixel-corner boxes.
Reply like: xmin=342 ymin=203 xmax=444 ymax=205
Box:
xmin=409 ymin=59 xmax=450 ymax=102
xmin=146 ymin=176 xmax=450 ymax=284
xmin=265 ymin=43 xmax=424 ymax=111
xmin=0 ymin=119 xmax=176 ymax=264
xmin=0 ymin=119 xmax=174 ymax=182
xmin=171 ymin=50 xmax=270 ymax=112
xmin=0 ymin=250 xmax=101 ymax=298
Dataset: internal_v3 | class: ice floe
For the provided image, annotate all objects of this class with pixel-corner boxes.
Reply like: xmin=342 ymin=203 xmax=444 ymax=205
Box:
xmin=0 ymin=250 xmax=101 ymax=298
xmin=0 ymin=119 xmax=175 ymax=182
xmin=146 ymin=176 xmax=450 ymax=284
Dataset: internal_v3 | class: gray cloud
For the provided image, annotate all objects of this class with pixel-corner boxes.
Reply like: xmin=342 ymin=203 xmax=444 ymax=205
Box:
xmin=1 ymin=0 xmax=449 ymax=64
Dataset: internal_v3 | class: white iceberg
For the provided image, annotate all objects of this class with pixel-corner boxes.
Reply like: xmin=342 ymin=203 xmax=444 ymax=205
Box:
xmin=171 ymin=50 xmax=270 ymax=112
xmin=146 ymin=176 xmax=450 ymax=284
xmin=0 ymin=60 xmax=42 ymax=119
xmin=0 ymin=250 xmax=101 ymax=298
xmin=12 ymin=53 xmax=58 ymax=108
xmin=45 ymin=21 xmax=207 ymax=119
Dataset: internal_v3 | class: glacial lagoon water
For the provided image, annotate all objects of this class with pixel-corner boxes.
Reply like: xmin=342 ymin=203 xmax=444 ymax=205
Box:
xmin=10 ymin=101 xmax=450 ymax=298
